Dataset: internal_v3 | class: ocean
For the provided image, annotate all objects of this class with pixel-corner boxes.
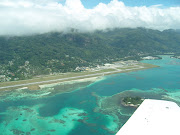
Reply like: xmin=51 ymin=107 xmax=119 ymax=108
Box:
xmin=0 ymin=55 xmax=180 ymax=135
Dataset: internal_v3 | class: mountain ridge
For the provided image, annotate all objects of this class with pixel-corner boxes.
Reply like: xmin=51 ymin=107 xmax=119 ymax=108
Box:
xmin=0 ymin=28 xmax=180 ymax=81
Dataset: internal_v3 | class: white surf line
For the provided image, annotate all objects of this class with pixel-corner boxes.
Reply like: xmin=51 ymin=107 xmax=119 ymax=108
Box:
xmin=0 ymin=67 xmax=143 ymax=90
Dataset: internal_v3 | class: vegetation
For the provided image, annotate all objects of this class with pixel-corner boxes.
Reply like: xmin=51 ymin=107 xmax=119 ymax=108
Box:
xmin=1 ymin=27 xmax=180 ymax=81
xmin=122 ymin=96 xmax=143 ymax=106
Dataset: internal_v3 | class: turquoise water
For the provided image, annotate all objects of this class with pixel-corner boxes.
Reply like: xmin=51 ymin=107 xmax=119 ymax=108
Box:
xmin=0 ymin=55 xmax=180 ymax=135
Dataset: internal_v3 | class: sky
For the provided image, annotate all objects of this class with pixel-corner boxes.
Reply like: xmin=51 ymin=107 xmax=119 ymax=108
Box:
xmin=80 ymin=0 xmax=180 ymax=8
xmin=0 ymin=0 xmax=180 ymax=36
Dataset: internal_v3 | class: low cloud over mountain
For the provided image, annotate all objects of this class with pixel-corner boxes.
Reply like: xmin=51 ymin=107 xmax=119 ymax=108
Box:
xmin=1 ymin=0 xmax=180 ymax=35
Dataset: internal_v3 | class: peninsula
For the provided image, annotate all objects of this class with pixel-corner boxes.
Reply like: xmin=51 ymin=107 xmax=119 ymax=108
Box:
xmin=0 ymin=61 xmax=158 ymax=91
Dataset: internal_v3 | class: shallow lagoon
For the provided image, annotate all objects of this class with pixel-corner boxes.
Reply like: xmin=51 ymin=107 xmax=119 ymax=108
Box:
xmin=0 ymin=55 xmax=180 ymax=135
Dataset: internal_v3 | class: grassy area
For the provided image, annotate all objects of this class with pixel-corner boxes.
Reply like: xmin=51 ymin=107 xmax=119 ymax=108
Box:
xmin=0 ymin=63 xmax=159 ymax=90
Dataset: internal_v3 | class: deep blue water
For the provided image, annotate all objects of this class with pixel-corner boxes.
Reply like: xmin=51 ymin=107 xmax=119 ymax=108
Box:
xmin=0 ymin=55 xmax=180 ymax=135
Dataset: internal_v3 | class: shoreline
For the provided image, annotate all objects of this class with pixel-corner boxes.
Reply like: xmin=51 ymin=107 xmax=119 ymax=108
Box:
xmin=0 ymin=63 xmax=159 ymax=91
xmin=39 ymin=76 xmax=103 ymax=90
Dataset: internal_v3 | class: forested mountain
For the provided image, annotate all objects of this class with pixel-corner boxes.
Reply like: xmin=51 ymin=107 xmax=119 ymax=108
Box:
xmin=1 ymin=28 xmax=180 ymax=81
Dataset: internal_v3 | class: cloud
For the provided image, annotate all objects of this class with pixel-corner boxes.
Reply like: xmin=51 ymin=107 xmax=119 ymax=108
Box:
xmin=0 ymin=0 xmax=180 ymax=35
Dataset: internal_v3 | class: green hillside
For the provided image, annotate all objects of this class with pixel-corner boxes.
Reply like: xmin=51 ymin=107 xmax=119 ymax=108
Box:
xmin=0 ymin=28 xmax=180 ymax=81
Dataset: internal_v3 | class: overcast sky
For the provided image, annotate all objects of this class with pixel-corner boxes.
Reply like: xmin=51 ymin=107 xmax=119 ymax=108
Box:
xmin=0 ymin=0 xmax=180 ymax=36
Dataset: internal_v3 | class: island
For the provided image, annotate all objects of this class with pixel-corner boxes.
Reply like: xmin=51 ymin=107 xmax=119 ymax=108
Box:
xmin=93 ymin=88 xmax=169 ymax=131
xmin=121 ymin=96 xmax=144 ymax=108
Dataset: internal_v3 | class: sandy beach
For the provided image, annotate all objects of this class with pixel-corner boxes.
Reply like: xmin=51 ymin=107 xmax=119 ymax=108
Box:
xmin=39 ymin=76 xmax=104 ymax=89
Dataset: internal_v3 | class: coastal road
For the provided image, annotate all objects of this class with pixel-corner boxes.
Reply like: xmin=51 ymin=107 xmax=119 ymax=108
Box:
xmin=0 ymin=67 xmax=143 ymax=90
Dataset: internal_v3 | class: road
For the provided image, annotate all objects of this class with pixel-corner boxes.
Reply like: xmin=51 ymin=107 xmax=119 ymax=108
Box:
xmin=0 ymin=67 xmax=143 ymax=90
